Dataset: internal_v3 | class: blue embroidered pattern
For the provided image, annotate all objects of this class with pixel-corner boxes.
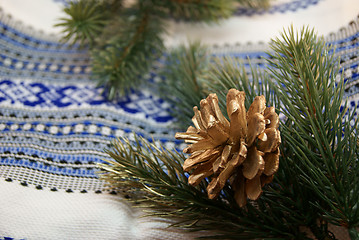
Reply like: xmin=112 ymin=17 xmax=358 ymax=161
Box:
xmin=0 ymin=79 xmax=171 ymax=118
xmin=1 ymin=13 xmax=359 ymax=191
xmin=0 ymin=0 xmax=358 ymax=203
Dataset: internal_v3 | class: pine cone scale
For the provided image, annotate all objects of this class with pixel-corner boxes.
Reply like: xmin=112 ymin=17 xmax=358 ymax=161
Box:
xmin=175 ymin=132 xmax=203 ymax=141
xmin=208 ymin=94 xmax=230 ymax=129
xmin=264 ymin=107 xmax=279 ymax=128
xmin=242 ymin=146 xmax=265 ymax=179
xmin=263 ymin=150 xmax=280 ymax=176
xmin=247 ymin=95 xmax=266 ymax=116
xmin=209 ymin=153 xmax=244 ymax=199
xmin=246 ymin=112 xmax=266 ymax=146
xmin=192 ymin=106 xmax=206 ymax=130
xmin=257 ymin=128 xmax=281 ymax=153
xmin=183 ymin=148 xmax=221 ymax=172
xmin=227 ymin=90 xmax=247 ymax=139
xmin=207 ymin=122 xmax=229 ymax=145
xmin=183 ymin=138 xmax=218 ymax=153
xmin=188 ymin=161 xmax=214 ymax=186
xmin=246 ymin=173 xmax=262 ymax=200
xmin=213 ymin=144 xmax=232 ymax=173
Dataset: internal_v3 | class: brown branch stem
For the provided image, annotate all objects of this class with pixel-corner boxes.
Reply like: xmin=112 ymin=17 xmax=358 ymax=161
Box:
xmin=114 ymin=11 xmax=149 ymax=69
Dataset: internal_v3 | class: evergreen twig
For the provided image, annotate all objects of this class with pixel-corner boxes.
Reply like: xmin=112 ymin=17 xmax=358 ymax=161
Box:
xmin=56 ymin=0 xmax=269 ymax=98
xmin=98 ymin=135 xmax=307 ymax=239
xmin=267 ymin=26 xmax=359 ymax=238
xmin=92 ymin=3 xmax=165 ymax=99
xmin=159 ymin=42 xmax=209 ymax=127
xmin=99 ymin=26 xmax=359 ymax=239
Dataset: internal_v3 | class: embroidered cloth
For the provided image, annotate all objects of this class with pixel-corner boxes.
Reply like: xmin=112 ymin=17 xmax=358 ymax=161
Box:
xmin=0 ymin=0 xmax=358 ymax=239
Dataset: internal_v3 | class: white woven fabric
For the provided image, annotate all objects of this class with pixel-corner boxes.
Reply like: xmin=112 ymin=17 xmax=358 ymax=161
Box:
xmin=0 ymin=180 xmax=200 ymax=240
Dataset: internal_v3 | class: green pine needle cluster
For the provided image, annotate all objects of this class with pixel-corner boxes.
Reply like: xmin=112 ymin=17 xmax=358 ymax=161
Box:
xmin=99 ymin=26 xmax=359 ymax=239
xmin=91 ymin=5 xmax=165 ymax=98
xmin=159 ymin=46 xmax=279 ymax=126
xmin=56 ymin=0 xmax=269 ymax=99
xmin=238 ymin=0 xmax=271 ymax=8
xmin=152 ymin=0 xmax=236 ymax=22
xmin=268 ymin=26 xmax=359 ymax=233
xmin=55 ymin=0 xmax=120 ymax=47
xmin=98 ymin=136 xmax=190 ymax=198
xmin=98 ymin=135 xmax=308 ymax=239
xmin=159 ymin=42 xmax=209 ymax=127
xmin=205 ymin=56 xmax=279 ymax=115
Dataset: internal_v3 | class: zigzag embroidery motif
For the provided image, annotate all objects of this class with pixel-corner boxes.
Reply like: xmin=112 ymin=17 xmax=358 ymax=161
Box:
xmin=0 ymin=79 xmax=173 ymax=123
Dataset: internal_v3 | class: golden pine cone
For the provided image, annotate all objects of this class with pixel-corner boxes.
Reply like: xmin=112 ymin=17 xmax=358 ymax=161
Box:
xmin=175 ymin=89 xmax=281 ymax=207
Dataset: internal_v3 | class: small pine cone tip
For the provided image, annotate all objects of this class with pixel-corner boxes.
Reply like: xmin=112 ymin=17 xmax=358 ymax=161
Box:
xmin=175 ymin=89 xmax=281 ymax=207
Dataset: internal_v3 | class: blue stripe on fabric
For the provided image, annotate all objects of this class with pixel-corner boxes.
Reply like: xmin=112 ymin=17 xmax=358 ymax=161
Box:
xmin=0 ymin=157 xmax=99 ymax=177
xmin=1 ymin=146 xmax=103 ymax=162
xmin=0 ymin=54 xmax=88 ymax=74
xmin=0 ymin=22 xmax=84 ymax=53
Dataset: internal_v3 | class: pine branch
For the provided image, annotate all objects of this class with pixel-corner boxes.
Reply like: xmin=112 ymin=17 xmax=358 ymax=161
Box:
xmin=97 ymin=44 xmax=320 ymax=238
xmin=91 ymin=4 xmax=165 ymax=99
xmin=98 ymin=136 xmax=189 ymax=196
xmin=267 ymin=26 xmax=359 ymax=237
xmin=159 ymin=42 xmax=209 ymax=128
xmin=56 ymin=0 xmax=270 ymax=98
xmin=98 ymin=26 xmax=359 ymax=239
xmin=98 ymin=135 xmax=309 ymax=239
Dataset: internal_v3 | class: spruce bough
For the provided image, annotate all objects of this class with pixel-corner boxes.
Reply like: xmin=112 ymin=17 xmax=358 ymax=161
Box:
xmin=98 ymin=26 xmax=359 ymax=239
xmin=56 ymin=0 xmax=269 ymax=99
